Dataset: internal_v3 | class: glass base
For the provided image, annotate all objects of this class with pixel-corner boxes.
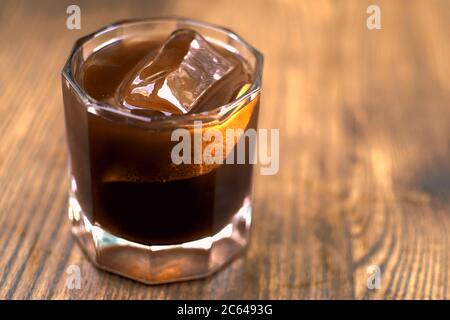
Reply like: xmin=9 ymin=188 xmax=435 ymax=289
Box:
xmin=68 ymin=195 xmax=251 ymax=284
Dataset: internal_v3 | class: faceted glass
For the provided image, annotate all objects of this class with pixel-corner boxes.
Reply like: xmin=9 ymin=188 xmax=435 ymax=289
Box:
xmin=62 ymin=18 xmax=263 ymax=284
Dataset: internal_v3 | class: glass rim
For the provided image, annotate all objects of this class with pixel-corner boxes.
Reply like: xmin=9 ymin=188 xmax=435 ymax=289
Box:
xmin=62 ymin=17 xmax=264 ymax=127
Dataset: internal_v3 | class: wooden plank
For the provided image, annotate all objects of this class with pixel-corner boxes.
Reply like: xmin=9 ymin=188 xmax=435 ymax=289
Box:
xmin=0 ymin=0 xmax=449 ymax=299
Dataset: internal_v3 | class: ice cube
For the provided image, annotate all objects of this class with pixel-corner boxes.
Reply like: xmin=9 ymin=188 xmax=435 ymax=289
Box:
xmin=118 ymin=29 xmax=236 ymax=115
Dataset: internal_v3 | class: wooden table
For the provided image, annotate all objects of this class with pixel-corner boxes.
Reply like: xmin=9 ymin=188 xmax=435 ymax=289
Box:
xmin=1 ymin=0 xmax=449 ymax=299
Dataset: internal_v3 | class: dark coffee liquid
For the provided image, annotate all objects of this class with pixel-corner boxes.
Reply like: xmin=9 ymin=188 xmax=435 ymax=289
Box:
xmin=96 ymin=161 xmax=254 ymax=244
xmin=74 ymin=36 xmax=258 ymax=245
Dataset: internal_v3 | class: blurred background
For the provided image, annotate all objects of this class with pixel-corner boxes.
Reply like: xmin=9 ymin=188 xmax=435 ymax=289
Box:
xmin=0 ymin=0 xmax=449 ymax=299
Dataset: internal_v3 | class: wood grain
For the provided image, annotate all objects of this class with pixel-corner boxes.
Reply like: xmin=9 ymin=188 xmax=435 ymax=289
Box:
xmin=0 ymin=0 xmax=449 ymax=299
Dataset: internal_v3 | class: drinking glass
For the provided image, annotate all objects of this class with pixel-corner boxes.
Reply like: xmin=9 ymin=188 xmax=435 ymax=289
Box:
xmin=62 ymin=18 xmax=263 ymax=284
